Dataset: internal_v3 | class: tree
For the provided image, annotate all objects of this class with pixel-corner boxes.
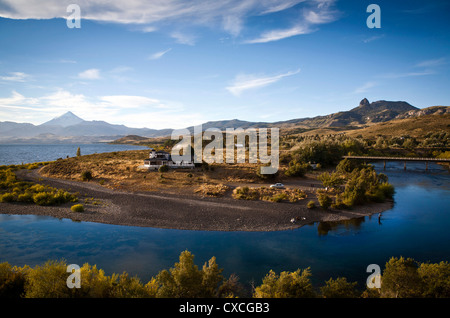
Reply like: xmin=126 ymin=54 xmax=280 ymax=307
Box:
xmin=156 ymin=250 xmax=223 ymax=298
xmin=381 ymin=257 xmax=423 ymax=298
xmin=320 ymin=277 xmax=359 ymax=298
xmin=418 ymin=261 xmax=450 ymax=298
xmin=253 ymin=268 xmax=316 ymax=298
xmin=318 ymin=171 xmax=344 ymax=189
xmin=23 ymin=260 xmax=71 ymax=298
xmin=76 ymin=147 xmax=81 ymax=157
xmin=0 ymin=262 xmax=27 ymax=298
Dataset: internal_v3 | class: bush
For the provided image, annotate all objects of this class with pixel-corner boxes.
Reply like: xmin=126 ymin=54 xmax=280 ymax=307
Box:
xmin=0 ymin=193 xmax=15 ymax=203
xmin=307 ymin=200 xmax=316 ymax=209
xmin=158 ymin=165 xmax=169 ymax=173
xmin=32 ymin=192 xmax=54 ymax=206
xmin=253 ymin=268 xmax=316 ymax=298
xmin=81 ymin=171 xmax=93 ymax=181
xmin=318 ymin=193 xmax=332 ymax=209
xmin=266 ymin=192 xmax=288 ymax=203
xmin=320 ymin=277 xmax=359 ymax=298
xmin=70 ymin=204 xmax=84 ymax=212
xmin=284 ymin=161 xmax=309 ymax=177
xmin=0 ymin=262 xmax=27 ymax=298
xmin=17 ymin=192 xmax=33 ymax=203
xmin=378 ymin=183 xmax=395 ymax=199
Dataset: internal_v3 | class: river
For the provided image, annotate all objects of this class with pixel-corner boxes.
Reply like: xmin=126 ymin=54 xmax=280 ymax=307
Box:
xmin=0 ymin=155 xmax=449 ymax=288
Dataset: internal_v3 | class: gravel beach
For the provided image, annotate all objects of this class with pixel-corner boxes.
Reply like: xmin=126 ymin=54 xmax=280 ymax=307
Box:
xmin=0 ymin=169 xmax=393 ymax=232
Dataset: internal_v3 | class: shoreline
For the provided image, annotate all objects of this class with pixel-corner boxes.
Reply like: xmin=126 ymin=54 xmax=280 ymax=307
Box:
xmin=0 ymin=169 xmax=394 ymax=232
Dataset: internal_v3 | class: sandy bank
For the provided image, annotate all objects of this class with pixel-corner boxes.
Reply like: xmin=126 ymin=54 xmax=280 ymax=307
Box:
xmin=0 ymin=169 xmax=393 ymax=232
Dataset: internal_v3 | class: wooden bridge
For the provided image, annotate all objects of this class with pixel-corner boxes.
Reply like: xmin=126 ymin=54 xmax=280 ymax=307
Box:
xmin=343 ymin=156 xmax=450 ymax=170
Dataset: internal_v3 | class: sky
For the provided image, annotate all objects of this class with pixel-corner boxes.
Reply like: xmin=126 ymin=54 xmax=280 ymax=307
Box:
xmin=0 ymin=0 xmax=449 ymax=129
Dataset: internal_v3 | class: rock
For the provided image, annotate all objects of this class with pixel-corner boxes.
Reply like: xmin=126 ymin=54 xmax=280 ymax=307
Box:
xmin=359 ymin=98 xmax=370 ymax=107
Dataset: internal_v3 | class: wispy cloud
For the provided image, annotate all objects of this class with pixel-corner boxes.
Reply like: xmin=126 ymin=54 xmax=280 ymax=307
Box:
xmin=260 ymin=0 xmax=306 ymax=14
xmin=245 ymin=25 xmax=310 ymax=44
xmin=0 ymin=72 xmax=31 ymax=82
xmin=0 ymin=0 xmax=334 ymax=40
xmin=414 ymin=57 xmax=447 ymax=68
xmin=246 ymin=0 xmax=339 ymax=43
xmin=362 ymin=34 xmax=385 ymax=43
xmin=226 ymin=69 xmax=300 ymax=96
xmin=148 ymin=49 xmax=172 ymax=60
xmin=78 ymin=69 xmax=101 ymax=80
xmin=170 ymin=32 xmax=196 ymax=45
xmin=353 ymin=81 xmax=377 ymax=94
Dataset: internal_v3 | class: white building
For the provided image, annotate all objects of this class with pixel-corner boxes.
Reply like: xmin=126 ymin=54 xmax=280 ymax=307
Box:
xmin=143 ymin=148 xmax=195 ymax=170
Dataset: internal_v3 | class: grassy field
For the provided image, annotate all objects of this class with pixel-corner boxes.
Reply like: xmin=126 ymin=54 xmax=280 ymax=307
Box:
xmin=39 ymin=149 xmax=286 ymax=195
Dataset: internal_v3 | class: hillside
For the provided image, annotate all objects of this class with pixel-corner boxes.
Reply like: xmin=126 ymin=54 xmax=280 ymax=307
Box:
xmin=344 ymin=113 xmax=450 ymax=139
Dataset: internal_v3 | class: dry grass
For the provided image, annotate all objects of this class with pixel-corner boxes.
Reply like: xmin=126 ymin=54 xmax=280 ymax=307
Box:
xmin=344 ymin=114 xmax=450 ymax=139
xmin=194 ymin=184 xmax=230 ymax=197
xmin=39 ymin=150 xmax=277 ymax=194
xmin=232 ymin=186 xmax=307 ymax=203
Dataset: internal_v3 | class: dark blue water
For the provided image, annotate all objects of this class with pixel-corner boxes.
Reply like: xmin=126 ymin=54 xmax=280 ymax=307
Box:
xmin=0 ymin=161 xmax=449 ymax=288
xmin=0 ymin=144 xmax=149 ymax=165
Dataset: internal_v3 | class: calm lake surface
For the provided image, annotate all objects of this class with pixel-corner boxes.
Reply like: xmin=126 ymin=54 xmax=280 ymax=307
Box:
xmin=0 ymin=148 xmax=449 ymax=287
xmin=0 ymin=143 xmax=149 ymax=165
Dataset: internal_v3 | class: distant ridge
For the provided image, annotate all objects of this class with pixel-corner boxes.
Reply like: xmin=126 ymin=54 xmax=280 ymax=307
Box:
xmin=0 ymin=99 xmax=447 ymax=144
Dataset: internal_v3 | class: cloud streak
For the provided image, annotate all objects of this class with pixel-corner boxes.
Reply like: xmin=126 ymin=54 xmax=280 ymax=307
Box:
xmin=0 ymin=72 xmax=31 ymax=82
xmin=0 ymin=0 xmax=312 ymax=38
xmin=226 ymin=69 xmax=300 ymax=96
xmin=78 ymin=69 xmax=101 ymax=80
xmin=246 ymin=0 xmax=339 ymax=43
xmin=148 ymin=49 xmax=172 ymax=60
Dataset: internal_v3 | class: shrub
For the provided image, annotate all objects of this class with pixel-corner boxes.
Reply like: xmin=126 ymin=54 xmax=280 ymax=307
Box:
xmin=307 ymin=200 xmax=316 ymax=209
xmin=81 ymin=171 xmax=93 ymax=181
xmin=378 ymin=183 xmax=395 ymax=199
xmin=253 ymin=268 xmax=316 ymax=298
xmin=318 ymin=171 xmax=345 ymax=189
xmin=158 ymin=165 xmax=169 ymax=173
xmin=71 ymin=204 xmax=84 ymax=212
xmin=284 ymin=161 xmax=308 ymax=177
xmin=318 ymin=193 xmax=332 ymax=209
xmin=195 ymin=184 xmax=229 ymax=197
xmin=266 ymin=192 xmax=288 ymax=202
xmin=23 ymin=260 xmax=70 ymax=298
xmin=320 ymin=277 xmax=359 ymax=298
xmin=17 ymin=192 xmax=33 ymax=203
xmin=0 ymin=262 xmax=27 ymax=298
xmin=0 ymin=193 xmax=15 ymax=203
xmin=32 ymin=192 xmax=55 ymax=206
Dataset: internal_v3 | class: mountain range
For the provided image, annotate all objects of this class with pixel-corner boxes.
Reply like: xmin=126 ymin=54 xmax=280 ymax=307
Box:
xmin=1 ymin=99 xmax=448 ymax=144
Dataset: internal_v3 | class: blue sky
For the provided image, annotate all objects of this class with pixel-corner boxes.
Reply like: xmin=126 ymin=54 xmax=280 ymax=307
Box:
xmin=0 ymin=0 xmax=449 ymax=129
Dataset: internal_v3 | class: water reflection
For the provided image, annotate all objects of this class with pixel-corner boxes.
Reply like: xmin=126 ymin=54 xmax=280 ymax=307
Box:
xmin=317 ymin=217 xmax=366 ymax=236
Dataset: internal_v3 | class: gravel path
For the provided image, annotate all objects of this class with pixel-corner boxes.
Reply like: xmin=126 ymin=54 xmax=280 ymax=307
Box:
xmin=0 ymin=169 xmax=393 ymax=232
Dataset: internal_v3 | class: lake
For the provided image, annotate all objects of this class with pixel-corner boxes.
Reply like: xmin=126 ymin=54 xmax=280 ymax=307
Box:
xmin=0 ymin=151 xmax=449 ymax=288
xmin=0 ymin=143 xmax=149 ymax=166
